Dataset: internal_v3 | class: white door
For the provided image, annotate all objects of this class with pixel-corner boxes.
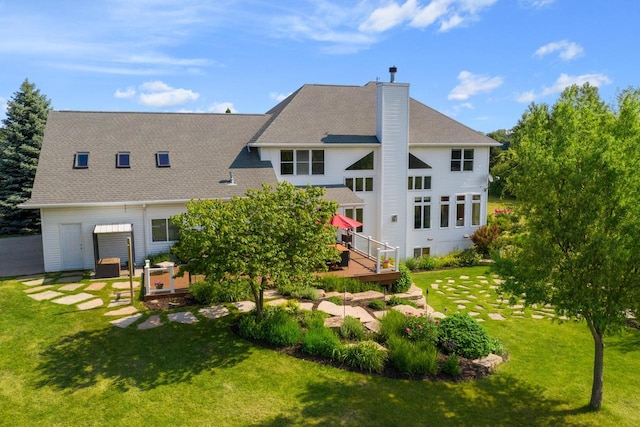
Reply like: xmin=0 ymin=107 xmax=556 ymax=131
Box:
xmin=61 ymin=223 xmax=84 ymax=270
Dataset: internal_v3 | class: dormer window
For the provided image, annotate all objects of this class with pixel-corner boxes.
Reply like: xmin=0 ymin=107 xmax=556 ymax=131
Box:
xmin=116 ymin=152 xmax=130 ymax=168
xmin=156 ymin=151 xmax=170 ymax=167
xmin=74 ymin=152 xmax=89 ymax=169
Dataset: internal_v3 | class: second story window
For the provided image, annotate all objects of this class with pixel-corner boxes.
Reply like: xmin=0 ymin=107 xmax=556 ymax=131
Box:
xmin=408 ymin=176 xmax=431 ymax=190
xmin=116 ymin=152 xmax=130 ymax=168
xmin=280 ymin=149 xmax=324 ymax=175
xmin=345 ymin=177 xmax=373 ymax=192
xmin=451 ymin=149 xmax=474 ymax=172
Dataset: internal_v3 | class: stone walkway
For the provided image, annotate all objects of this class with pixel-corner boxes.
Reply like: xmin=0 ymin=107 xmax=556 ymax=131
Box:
xmin=16 ymin=271 xmax=562 ymax=332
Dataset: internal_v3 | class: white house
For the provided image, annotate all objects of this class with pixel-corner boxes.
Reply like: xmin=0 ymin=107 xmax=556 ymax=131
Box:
xmin=23 ymin=68 xmax=498 ymax=272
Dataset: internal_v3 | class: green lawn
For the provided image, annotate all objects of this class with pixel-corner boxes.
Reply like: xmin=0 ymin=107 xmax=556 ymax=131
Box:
xmin=1 ymin=269 xmax=638 ymax=426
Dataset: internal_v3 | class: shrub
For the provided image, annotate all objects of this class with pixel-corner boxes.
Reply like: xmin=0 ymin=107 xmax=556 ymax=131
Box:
xmin=441 ymin=354 xmax=462 ymax=377
xmin=403 ymin=314 xmax=439 ymax=344
xmin=368 ymin=299 xmax=386 ymax=310
xmin=386 ymin=335 xmax=438 ymax=376
xmin=378 ymin=309 xmax=406 ymax=343
xmin=326 ymin=295 xmax=343 ymax=305
xmin=470 ymin=224 xmax=501 ymax=257
xmin=211 ymin=279 xmax=253 ymax=303
xmin=456 ymin=248 xmax=481 ymax=267
xmin=290 ymin=286 xmax=319 ymax=301
xmin=392 ymin=264 xmax=412 ymax=293
xmin=437 ymin=313 xmax=492 ymax=359
xmin=302 ymin=327 xmax=341 ymax=358
xmin=147 ymin=252 xmax=172 ymax=266
xmin=417 ymin=255 xmax=438 ymax=270
xmin=316 ymin=276 xmax=383 ymax=293
xmin=489 ymin=337 xmax=506 ymax=356
xmin=189 ymin=280 xmax=215 ymax=305
xmin=340 ymin=316 xmax=365 ymax=341
xmin=334 ymin=341 xmax=387 ymax=373
xmin=300 ymin=310 xmax=328 ymax=330
xmin=260 ymin=307 xmax=303 ymax=346
xmin=403 ymin=257 xmax=419 ymax=271
xmin=237 ymin=312 xmax=262 ymax=340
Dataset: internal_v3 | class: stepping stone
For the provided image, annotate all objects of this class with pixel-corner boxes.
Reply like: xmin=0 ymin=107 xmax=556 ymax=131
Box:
xmin=58 ymin=283 xmax=84 ymax=291
xmin=267 ymin=298 xmax=289 ymax=306
xmin=168 ymin=311 xmax=199 ymax=324
xmin=363 ymin=319 xmax=381 ymax=333
xmin=489 ymin=285 xmax=499 ymax=289
xmin=468 ymin=295 xmax=477 ymax=299
xmin=480 ymin=280 xmax=489 ymax=284
xmin=53 ymin=294 xmax=96 ymax=307
xmin=110 ymin=313 xmax=142 ymax=328
xmin=105 ymin=306 xmax=138 ymax=316
xmin=138 ymin=315 xmax=163 ymax=330
xmin=430 ymin=283 xmax=439 ymax=289
xmin=460 ymin=275 xmax=469 ymax=280
xmin=351 ymin=290 xmax=384 ymax=301
xmin=469 ymin=311 xmax=480 ymax=317
xmin=57 ymin=275 xmax=83 ymax=283
xmin=457 ymin=305 xmax=466 ymax=309
xmin=111 ymin=291 xmax=132 ymax=299
xmin=78 ymin=298 xmax=104 ymax=310
xmin=346 ymin=306 xmax=375 ymax=323
xmin=531 ymin=314 xmax=544 ymax=319
xmin=23 ymin=278 xmax=51 ymax=286
xmin=28 ymin=290 xmax=63 ymax=301
xmin=436 ymin=290 xmax=445 ymax=295
xmin=317 ymin=300 xmax=343 ymax=317
xmin=232 ymin=301 xmax=255 ymax=313
xmin=435 ymin=279 xmax=443 ymax=283
xmin=324 ymin=291 xmax=353 ymax=301
xmin=113 ymin=281 xmax=139 ymax=289
xmin=391 ymin=305 xmax=426 ymax=317
xmin=373 ymin=310 xmax=387 ymax=319
xmin=24 ymin=285 xmax=53 ymax=294
xmin=493 ymin=279 xmax=504 ymax=284
xmin=199 ymin=305 xmax=230 ymax=319
xmin=324 ymin=316 xmax=344 ymax=328
xmin=509 ymin=304 xmax=524 ymax=309
xmin=263 ymin=289 xmax=282 ymax=299
xmin=85 ymin=282 xmax=107 ymax=291
xmin=447 ymin=280 xmax=455 ymax=283
xmin=477 ymin=319 xmax=485 ymax=322
xmin=476 ymin=275 xmax=486 ymax=279
xmin=108 ymin=299 xmax=131 ymax=308
xmin=488 ymin=313 xmax=506 ymax=321
xmin=458 ymin=285 xmax=470 ymax=290
xmin=414 ymin=296 xmax=426 ymax=308
xmin=475 ymin=305 xmax=485 ymax=310
xmin=299 ymin=302 xmax=314 ymax=311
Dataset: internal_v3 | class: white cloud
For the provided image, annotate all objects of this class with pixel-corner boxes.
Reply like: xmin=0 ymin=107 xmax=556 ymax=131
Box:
xmin=269 ymin=92 xmax=290 ymax=102
xmin=114 ymin=80 xmax=199 ymax=107
xmin=361 ymin=0 xmax=498 ymax=33
xmin=448 ymin=70 xmax=503 ymax=100
xmin=449 ymin=101 xmax=474 ymax=116
xmin=114 ymin=87 xmax=136 ymax=99
xmin=516 ymin=73 xmax=612 ymax=103
xmin=519 ymin=0 xmax=556 ymax=8
xmin=208 ymin=102 xmax=236 ymax=113
xmin=535 ymin=40 xmax=584 ymax=61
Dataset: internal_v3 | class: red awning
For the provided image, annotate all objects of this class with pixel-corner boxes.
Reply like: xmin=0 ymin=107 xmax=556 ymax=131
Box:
xmin=330 ymin=213 xmax=362 ymax=229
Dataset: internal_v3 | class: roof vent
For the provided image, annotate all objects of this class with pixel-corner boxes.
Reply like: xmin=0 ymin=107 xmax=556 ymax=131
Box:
xmin=228 ymin=171 xmax=236 ymax=185
xmin=389 ymin=66 xmax=397 ymax=83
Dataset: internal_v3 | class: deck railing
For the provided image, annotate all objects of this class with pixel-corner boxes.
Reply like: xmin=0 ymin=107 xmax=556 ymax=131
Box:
xmin=144 ymin=259 xmax=176 ymax=295
xmin=348 ymin=233 xmax=399 ymax=273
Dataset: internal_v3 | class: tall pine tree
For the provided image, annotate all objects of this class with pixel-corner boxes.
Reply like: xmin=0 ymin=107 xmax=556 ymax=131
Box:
xmin=0 ymin=79 xmax=51 ymax=234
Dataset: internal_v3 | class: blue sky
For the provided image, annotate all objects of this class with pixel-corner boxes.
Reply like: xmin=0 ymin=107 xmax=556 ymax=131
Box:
xmin=0 ymin=0 xmax=637 ymax=133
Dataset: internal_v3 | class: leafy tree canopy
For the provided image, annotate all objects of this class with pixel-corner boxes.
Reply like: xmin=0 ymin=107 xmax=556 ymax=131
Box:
xmin=171 ymin=182 xmax=340 ymax=317
xmin=0 ymin=79 xmax=51 ymax=234
xmin=494 ymin=83 xmax=640 ymax=409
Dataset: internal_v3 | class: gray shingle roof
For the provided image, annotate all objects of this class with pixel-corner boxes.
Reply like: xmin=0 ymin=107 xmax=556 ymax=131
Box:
xmin=253 ymin=82 xmax=497 ymax=145
xmin=25 ymin=111 xmax=277 ymax=206
xmin=26 ymin=81 xmax=496 ymax=207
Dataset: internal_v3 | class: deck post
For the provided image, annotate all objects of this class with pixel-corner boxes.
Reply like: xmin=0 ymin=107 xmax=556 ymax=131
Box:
xmin=144 ymin=260 xmax=150 ymax=296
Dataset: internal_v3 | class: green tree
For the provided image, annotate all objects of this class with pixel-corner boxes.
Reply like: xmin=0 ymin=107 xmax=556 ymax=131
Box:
xmin=494 ymin=84 xmax=640 ymax=410
xmin=486 ymin=129 xmax=514 ymax=198
xmin=171 ymin=182 xmax=340 ymax=318
xmin=0 ymin=79 xmax=51 ymax=234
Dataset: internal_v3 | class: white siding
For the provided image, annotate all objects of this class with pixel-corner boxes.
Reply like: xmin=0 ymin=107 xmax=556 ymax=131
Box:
xmin=145 ymin=204 xmax=188 ymax=256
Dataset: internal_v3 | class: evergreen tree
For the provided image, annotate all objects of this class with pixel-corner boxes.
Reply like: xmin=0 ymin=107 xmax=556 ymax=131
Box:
xmin=0 ymin=79 xmax=51 ymax=234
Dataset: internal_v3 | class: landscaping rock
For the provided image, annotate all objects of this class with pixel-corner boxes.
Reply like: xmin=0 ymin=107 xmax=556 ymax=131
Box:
xmin=233 ymin=301 xmax=255 ymax=313
xmin=267 ymin=298 xmax=288 ymax=306
xmin=298 ymin=302 xmax=314 ymax=311
xmin=138 ymin=314 xmax=163 ymax=330
xmin=324 ymin=291 xmax=353 ymax=301
xmin=472 ymin=354 xmax=503 ymax=373
xmin=347 ymin=306 xmax=375 ymax=323
xmin=199 ymin=305 xmax=230 ymax=319
xmin=317 ymin=300 xmax=343 ymax=317
xmin=363 ymin=319 xmax=381 ymax=332
xmin=373 ymin=310 xmax=387 ymax=319
xmin=391 ymin=305 xmax=426 ymax=317
xmin=350 ymin=290 xmax=384 ymax=302
xmin=168 ymin=311 xmax=199 ymax=324
xmin=110 ymin=313 xmax=142 ymax=328
xmin=324 ymin=316 xmax=343 ymax=328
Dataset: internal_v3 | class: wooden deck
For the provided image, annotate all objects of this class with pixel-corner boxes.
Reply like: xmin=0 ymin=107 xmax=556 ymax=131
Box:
xmin=318 ymin=249 xmax=400 ymax=286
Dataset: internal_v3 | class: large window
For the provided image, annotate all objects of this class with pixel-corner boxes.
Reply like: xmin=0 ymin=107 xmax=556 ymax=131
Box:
xmin=151 ymin=219 xmax=179 ymax=242
xmin=408 ymin=176 xmax=431 ymax=190
xmin=280 ymin=150 xmax=324 ymax=175
xmin=456 ymin=195 xmax=466 ymax=227
xmin=414 ymin=196 xmax=431 ymax=229
xmin=440 ymin=196 xmax=450 ymax=228
xmin=345 ymin=177 xmax=373 ymax=192
xmin=451 ymin=149 xmax=474 ymax=172
xmin=344 ymin=207 xmax=363 ymax=232
xmin=472 ymin=194 xmax=481 ymax=226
